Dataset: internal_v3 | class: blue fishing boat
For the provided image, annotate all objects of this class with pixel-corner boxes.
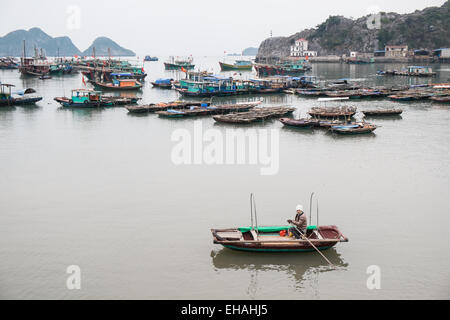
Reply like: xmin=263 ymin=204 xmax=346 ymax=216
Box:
xmin=144 ymin=56 xmax=158 ymax=61
xmin=151 ymin=78 xmax=173 ymax=89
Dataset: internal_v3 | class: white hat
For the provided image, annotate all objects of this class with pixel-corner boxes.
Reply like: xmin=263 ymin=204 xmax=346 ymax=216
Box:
xmin=296 ymin=205 xmax=304 ymax=211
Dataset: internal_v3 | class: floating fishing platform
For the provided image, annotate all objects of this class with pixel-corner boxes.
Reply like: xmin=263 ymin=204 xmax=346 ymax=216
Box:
xmin=213 ymin=106 xmax=296 ymax=124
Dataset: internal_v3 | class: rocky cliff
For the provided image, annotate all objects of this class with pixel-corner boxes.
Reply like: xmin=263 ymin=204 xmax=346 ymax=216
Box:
xmin=257 ymin=1 xmax=449 ymax=59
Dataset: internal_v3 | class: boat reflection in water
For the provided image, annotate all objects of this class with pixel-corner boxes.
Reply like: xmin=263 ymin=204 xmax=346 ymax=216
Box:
xmin=210 ymin=248 xmax=348 ymax=297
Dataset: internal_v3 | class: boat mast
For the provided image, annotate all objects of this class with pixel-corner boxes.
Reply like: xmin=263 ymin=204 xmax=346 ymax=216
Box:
xmin=22 ymin=40 xmax=25 ymax=65
xmin=250 ymin=193 xmax=259 ymax=240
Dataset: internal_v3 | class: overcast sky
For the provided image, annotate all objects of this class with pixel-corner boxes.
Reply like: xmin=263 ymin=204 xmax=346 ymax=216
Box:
xmin=0 ymin=0 xmax=446 ymax=56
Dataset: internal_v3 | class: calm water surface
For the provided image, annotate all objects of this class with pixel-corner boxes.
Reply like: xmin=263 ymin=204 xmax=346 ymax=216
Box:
xmin=0 ymin=57 xmax=449 ymax=299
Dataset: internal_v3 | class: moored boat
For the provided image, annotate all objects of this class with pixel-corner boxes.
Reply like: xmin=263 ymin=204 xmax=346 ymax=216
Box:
xmin=164 ymin=56 xmax=195 ymax=70
xmin=329 ymin=122 xmax=377 ymax=134
xmin=430 ymin=96 xmax=450 ymax=103
xmin=362 ymin=109 xmax=403 ymax=116
xmin=219 ymin=60 xmax=253 ymax=71
xmin=151 ymin=78 xmax=173 ymax=89
xmin=308 ymin=106 xmax=356 ymax=119
xmin=54 ymin=89 xmax=113 ymax=107
xmin=93 ymin=73 xmax=143 ymax=90
xmin=144 ymin=56 xmax=158 ymax=61
xmin=279 ymin=118 xmax=319 ymax=128
xmin=1 ymin=84 xmax=42 ymax=106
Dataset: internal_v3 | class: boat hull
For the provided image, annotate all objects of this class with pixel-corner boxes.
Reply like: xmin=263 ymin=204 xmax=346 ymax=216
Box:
xmin=222 ymin=244 xmax=335 ymax=253
xmin=164 ymin=62 xmax=195 ymax=70
xmin=219 ymin=62 xmax=252 ymax=71
xmin=212 ymin=225 xmax=348 ymax=253
xmin=94 ymin=82 xmax=142 ymax=91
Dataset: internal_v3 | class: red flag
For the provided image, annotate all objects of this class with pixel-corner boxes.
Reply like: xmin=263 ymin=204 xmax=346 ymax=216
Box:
xmin=181 ymin=67 xmax=187 ymax=73
xmin=82 ymin=76 xmax=86 ymax=86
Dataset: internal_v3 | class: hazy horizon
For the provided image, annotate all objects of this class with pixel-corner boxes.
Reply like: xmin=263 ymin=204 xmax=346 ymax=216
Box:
xmin=0 ymin=0 xmax=446 ymax=56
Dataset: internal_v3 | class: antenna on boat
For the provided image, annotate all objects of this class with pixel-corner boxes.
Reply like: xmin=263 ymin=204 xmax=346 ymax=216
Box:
xmin=250 ymin=193 xmax=254 ymax=230
xmin=316 ymin=199 xmax=319 ymax=227
xmin=250 ymin=193 xmax=259 ymax=240
xmin=309 ymin=192 xmax=315 ymax=224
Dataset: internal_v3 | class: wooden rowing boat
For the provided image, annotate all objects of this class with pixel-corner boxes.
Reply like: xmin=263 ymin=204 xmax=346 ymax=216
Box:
xmin=211 ymin=225 xmax=348 ymax=253
xmin=430 ymin=96 xmax=450 ymax=103
xmin=279 ymin=118 xmax=319 ymax=128
xmin=362 ymin=109 xmax=403 ymax=116
xmin=329 ymin=123 xmax=377 ymax=134
xmin=308 ymin=106 xmax=356 ymax=119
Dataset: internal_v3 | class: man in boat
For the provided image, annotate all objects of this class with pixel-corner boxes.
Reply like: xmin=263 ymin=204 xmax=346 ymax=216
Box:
xmin=287 ymin=205 xmax=307 ymax=239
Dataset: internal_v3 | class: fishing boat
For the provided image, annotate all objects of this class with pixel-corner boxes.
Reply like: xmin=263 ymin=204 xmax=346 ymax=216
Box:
xmin=144 ymin=56 xmax=158 ymax=61
xmin=0 ymin=57 xmax=19 ymax=69
xmin=125 ymin=101 xmax=211 ymax=113
xmin=378 ymin=66 xmax=436 ymax=77
xmin=362 ymin=109 xmax=403 ymax=116
xmin=54 ymin=89 xmax=112 ymax=107
xmin=254 ymin=59 xmax=312 ymax=77
xmin=212 ymin=225 xmax=348 ymax=252
xmin=213 ymin=106 xmax=295 ymax=124
xmin=389 ymin=92 xmax=432 ymax=101
xmin=308 ymin=106 xmax=356 ymax=119
xmin=279 ymin=118 xmax=319 ymax=128
xmin=211 ymin=193 xmax=348 ymax=253
xmin=48 ymin=62 xmax=73 ymax=75
xmin=219 ymin=60 xmax=253 ymax=71
xmin=164 ymin=56 xmax=195 ymax=70
xmin=329 ymin=123 xmax=377 ymax=134
xmin=430 ymin=96 xmax=450 ymax=103
xmin=151 ymin=78 xmax=173 ymax=89
xmin=19 ymin=42 xmax=50 ymax=76
xmin=93 ymin=73 xmax=143 ymax=90
xmin=156 ymin=102 xmax=259 ymax=118
xmin=39 ymin=74 xmax=52 ymax=80
xmin=0 ymin=84 xmax=42 ymax=106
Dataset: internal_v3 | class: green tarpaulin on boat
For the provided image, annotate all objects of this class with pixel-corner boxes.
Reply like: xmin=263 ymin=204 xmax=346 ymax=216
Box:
xmin=238 ymin=226 xmax=317 ymax=233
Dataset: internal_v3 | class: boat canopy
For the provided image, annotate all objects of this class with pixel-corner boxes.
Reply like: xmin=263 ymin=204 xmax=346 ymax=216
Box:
xmin=238 ymin=225 xmax=318 ymax=233
xmin=155 ymin=78 xmax=172 ymax=84
xmin=12 ymin=88 xmax=36 ymax=95
xmin=111 ymin=73 xmax=133 ymax=76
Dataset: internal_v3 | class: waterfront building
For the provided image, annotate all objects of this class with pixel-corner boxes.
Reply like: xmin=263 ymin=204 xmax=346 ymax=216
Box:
xmin=385 ymin=45 xmax=409 ymax=58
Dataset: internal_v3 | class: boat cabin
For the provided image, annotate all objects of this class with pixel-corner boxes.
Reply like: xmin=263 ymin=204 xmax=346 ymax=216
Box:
xmin=406 ymin=66 xmax=433 ymax=74
xmin=71 ymin=89 xmax=101 ymax=103
xmin=0 ymin=83 xmax=14 ymax=99
xmin=110 ymin=73 xmax=139 ymax=87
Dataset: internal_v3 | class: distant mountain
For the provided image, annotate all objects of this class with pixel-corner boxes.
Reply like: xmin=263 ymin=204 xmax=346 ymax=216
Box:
xmin=82 ymin=37 xmax=135 ymax=57
xmin=0 ymin=27 xmax=81 ymax=56
xmin=0 ymin=27 xmax=135 ymax=57
xmin=242 ymin=47 xmax=258 ymax=56
xmin=257 ymin=1 xmax=450 ymax=58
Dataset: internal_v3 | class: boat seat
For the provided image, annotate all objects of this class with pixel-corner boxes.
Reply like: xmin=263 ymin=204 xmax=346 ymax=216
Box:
xmin=216 ymin=231 xmax=241 ymax=241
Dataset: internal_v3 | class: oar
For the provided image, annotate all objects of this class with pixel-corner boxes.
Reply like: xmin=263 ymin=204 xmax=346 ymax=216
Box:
xmin=289 ymin=222 xmax=335 ymax=269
